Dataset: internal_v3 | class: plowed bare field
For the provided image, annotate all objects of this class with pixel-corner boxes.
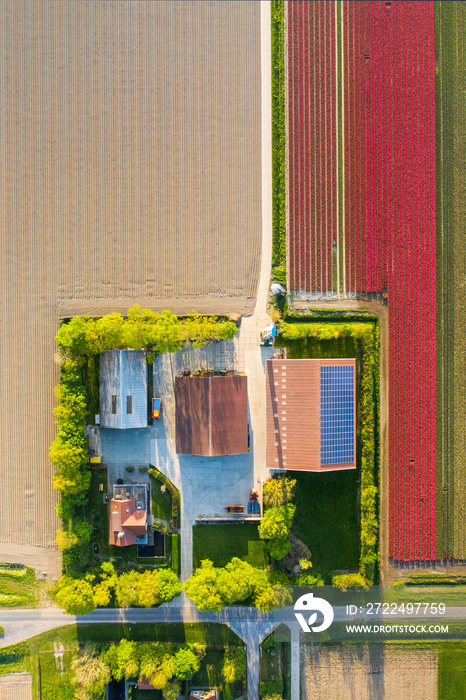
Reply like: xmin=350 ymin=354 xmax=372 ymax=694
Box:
xmin=302 ymin=644 xmax=437 ymax=700
xmin=0 ymin=0 xmax=262 ymax=569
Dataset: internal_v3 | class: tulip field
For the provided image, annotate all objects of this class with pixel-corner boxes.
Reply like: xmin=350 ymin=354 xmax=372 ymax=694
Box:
xmin=284 ymin=0 xmax=466 ymax=564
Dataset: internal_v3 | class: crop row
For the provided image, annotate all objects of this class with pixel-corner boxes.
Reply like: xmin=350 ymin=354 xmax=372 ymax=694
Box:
xmin=287 ymin=0 xmax=336 ymax=293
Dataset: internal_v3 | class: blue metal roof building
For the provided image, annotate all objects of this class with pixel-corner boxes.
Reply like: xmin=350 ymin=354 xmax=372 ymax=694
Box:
xmin=99 ymin=349 xmax=148 ymax=429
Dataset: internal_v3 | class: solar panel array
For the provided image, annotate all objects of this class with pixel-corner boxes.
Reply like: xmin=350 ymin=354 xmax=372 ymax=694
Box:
xmin=320 ymin=365 xmax=354 ymax=465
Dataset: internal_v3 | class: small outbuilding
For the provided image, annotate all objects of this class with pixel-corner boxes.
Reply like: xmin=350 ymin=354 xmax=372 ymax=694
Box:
xmin=175 ymin=375 xmax=248 ymax=456
xmin=99 ymin=349 xmax=148 ymax=429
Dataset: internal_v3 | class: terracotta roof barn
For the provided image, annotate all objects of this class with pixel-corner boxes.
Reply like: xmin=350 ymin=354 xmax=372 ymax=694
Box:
xmin=100 ymin=349 xmax=148 ymax=429
xmin=266 ymin=358 xmax=356 ymax=471
xmin=175 ymin=375 xmax=248 ymax=456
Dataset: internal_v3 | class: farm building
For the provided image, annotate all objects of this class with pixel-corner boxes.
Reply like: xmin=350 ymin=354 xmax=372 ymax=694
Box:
xmin=175 ymin=375 xmax=248 ymax=456
xmin=266 ymin=358 xmax=356 ymax=471
xmin=99 ymin=349 xmax=148 ymax=429
xmin=108 ymin=484 xmax=148 ymax=547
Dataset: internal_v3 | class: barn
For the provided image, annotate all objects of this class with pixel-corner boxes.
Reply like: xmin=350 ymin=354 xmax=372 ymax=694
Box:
xmin=99 ymin=349 xmax=148 ymax=429
xmin=175 ymin=375 xmax=248 ymax=456
xmin=266 ymin=358 xmax=356 ymax=471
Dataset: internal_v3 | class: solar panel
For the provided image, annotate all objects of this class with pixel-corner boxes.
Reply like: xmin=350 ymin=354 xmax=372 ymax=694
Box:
xmin=320 ymin=365 xmax=354 ymax=465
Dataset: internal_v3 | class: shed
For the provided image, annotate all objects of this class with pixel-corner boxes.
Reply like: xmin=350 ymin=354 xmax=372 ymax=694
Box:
xmin=175 ymin=375 xmax=248 ymax=456
xmin=99 ymin=349 xmax=148 ymax=429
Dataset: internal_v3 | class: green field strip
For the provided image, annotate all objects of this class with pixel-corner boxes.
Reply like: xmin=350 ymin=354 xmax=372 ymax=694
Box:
xmin=436 ymin=2 xmax=466 ymax=560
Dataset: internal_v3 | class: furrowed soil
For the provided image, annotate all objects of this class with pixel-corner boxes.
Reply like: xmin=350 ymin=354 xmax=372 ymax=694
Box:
xmin=302 ymin=644 xmax=438 ymax=700
xmin=0 ymin=1 xmax=262 ymax=573
xmin=435 ymin=1 xmax=466 ymax=560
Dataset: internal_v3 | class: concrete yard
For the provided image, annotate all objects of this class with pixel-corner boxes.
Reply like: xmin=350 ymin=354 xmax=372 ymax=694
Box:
xmin=0 ymin=0 xmax=262 ymax=571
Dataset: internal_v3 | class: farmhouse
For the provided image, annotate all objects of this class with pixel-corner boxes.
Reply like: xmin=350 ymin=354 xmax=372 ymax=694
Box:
xmin=175 ymin=375 xmax=248 ymax=456
xmin=100 ymin=349 xmax=148 ymax=429
xmin=108 ymin=483 xmax=148 ymax=547
xmin=266 ymin=358 xmax=356 ymax=471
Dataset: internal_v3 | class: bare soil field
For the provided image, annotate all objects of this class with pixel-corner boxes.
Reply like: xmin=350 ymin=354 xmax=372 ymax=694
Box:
xmin=0 ymin=1 xmax=262 ymax=572
xmin=0 ymin=673 xmax=32 ymax=700
xmin=302 ymin=644 xmax=437 ymax=700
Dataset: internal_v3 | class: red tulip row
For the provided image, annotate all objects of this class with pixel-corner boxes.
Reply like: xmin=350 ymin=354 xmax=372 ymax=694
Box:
xmin=287 ymin=0 xmax=336 ymax=292
xmin=286 ymin=1 xmax=437 ymax=561
xmin=385 ymin=1 xmax=437 ymax=562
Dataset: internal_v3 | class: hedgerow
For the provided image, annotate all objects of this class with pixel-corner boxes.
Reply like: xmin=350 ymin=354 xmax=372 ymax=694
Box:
xmin=271 ymin=0 xmax=286 ymax=285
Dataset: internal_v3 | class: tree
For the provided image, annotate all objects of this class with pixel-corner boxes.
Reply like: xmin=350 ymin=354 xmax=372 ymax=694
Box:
xmin=267 ymin=536 xmax=291 ymax=560
xmin=222 ymin=647 xmax=246 ymax=683
xmin=253 ymin=584 xmax=276 ymax=613
xmin=138 ymin=643 xmax=167 ymax=684
xmin=72 ymin=647 xmax=110 ymax=697
xmin=55 ymin=576 xmax=96 ymax=615
xmin=114 ymin=569 xmax=141 ymax=608
xmin=163 ymin=679 xmax=181 ymax=700
xmin=154 ymin=568 xmax=182 ymax=603
xmin=182 ymin=559 xmax=224 ymax=612
xmin=174 ymin=647 xmax=200 ymax=680
xmin=263 ymin=476 xmax=296 ymax=508
xmin=104 ymin=639 xmax=139 ymax=681
xmin=217 ymin=558 xmax=256 ymax=604
xmin=258 ymin=504 xmax=296 ymax=541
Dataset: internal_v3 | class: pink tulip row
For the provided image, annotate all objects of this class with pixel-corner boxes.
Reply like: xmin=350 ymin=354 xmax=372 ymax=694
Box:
xmin=287 ymin=0 xmax=336 ymax=292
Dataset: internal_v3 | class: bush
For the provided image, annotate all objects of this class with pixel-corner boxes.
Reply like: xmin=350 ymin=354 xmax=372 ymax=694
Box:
xmin=171 ymin=534 xmax=179 ymax=576
xmin=267 ymin=537 xmax=291 ymax=560
xmin=259 ymin=504 xmax=295 ymax=541
xmin=332 ymin=573 xmax=369 ymax=592
xmin=0 ymin=625 xmax=4 ymax=636
xmin=260 ymin=678 xmax=283 ymax=698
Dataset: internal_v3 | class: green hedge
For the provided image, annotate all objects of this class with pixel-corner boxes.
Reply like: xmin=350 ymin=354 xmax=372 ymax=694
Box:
xmin=172 ymin=534 xmax=180 ymax=576
xmin=0 ymin=625 xmax=3 ymax=636
xmin=271 ymin=0 xmax=286 ymax=285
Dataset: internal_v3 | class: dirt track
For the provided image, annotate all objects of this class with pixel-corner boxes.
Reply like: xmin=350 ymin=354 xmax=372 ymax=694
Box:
xmin=0 ymin=1 xmax=262 ymax=573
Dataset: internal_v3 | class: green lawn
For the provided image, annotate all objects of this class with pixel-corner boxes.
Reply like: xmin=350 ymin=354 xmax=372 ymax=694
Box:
xmin=193 ymin=523 xmax=269 ymax=569
xmin=75 ymin=623 xmax=243 ymax=646
xmin=39 ymin=651 xmax=75 ymax=700
xmin=131 ymin=689 xmax=162 ymax=700
xmin=438 ymin=642 xmax=466 ymax=700
xmin=291 ymin=470 xmax=360 ymax=582
xmin=0 ymin=567 xmax=37 ymax=608
xmin=150 ymin=474 xmax=173 ymax=524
